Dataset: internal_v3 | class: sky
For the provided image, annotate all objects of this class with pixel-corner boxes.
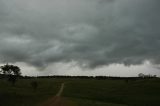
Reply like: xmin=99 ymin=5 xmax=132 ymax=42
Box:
xmin=0 ymin=0 xmax=160 ymax=76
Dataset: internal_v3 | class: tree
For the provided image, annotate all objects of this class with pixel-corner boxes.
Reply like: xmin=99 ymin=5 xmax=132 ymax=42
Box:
xmin=30 ymin=81 xmax=38 ymax=91
xmin=138 ymin=73 xmax=145 ymax=78
xmin=0 ymin=64 xmax=21 ymax=85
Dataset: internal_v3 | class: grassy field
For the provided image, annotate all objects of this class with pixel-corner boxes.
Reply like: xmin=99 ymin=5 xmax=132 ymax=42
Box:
xmin=0 ymin=78 xmax=62 ymax=106
xmin=63 ymin=78 xmax=160 ymax=106
xmin=0 ymin=78 xmax=160 ymax=106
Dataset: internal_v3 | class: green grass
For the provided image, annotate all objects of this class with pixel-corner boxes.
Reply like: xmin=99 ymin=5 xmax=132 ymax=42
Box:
xmin=0 ymin=78 xmax=61 ymax=106
xmin=69 ymin=97 xmax=128 ymax=106
xmin=0 ymin=78 xmax=160 ymax=106
xmin=63 ymin=78 xmax=160 ymax=106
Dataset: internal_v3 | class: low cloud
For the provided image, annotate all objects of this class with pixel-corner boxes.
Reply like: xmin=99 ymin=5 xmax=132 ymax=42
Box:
xmin=0 ymin=0 xmax=160 ymax=69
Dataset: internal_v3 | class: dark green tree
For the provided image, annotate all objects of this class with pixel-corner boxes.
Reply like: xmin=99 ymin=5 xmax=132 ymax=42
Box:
xmin=30 ymin=81 xmax=38 ymax=91
xmin=0 ymin=64 xmax=21 ymax=85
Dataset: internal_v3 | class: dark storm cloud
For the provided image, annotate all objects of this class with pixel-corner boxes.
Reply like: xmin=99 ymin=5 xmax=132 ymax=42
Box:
xmin=0 ymin=0 xmax=160 ymax=68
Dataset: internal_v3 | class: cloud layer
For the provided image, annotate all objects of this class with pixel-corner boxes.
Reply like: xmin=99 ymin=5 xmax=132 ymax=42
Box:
xmin=0 ymin=0 xmax=160 ymax=69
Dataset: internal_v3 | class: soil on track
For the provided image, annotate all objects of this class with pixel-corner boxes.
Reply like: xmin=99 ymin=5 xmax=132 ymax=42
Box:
xmin=39 ymin=83 xmax=76 ymax=106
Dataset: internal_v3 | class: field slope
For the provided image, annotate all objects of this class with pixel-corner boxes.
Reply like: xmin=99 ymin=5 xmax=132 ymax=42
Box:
xmin=0 ymin=78 xmax=160 ymax=106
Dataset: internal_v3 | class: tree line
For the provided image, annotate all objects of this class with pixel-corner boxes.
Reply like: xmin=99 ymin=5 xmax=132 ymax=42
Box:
xmin=0 ymin=64 xmax=158 ymax=86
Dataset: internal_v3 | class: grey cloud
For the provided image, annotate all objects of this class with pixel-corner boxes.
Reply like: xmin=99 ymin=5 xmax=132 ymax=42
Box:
xmin=0 ymin=0 xmax=160 ymax=69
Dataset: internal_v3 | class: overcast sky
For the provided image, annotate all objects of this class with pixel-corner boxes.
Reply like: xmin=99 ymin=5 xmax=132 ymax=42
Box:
xmin=0 ymin=0 xmax=160 ymax=76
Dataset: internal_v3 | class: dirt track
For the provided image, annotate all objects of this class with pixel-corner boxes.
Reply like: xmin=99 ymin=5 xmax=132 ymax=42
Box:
xmin=39 ymin=83 xmax=76 ymax=106
xmin=56 ymin=83 xmax=64 ymax=97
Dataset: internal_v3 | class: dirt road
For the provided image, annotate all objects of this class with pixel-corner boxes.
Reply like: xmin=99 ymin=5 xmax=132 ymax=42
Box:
xmin=56 ymin=83 xmax=64 ymax=97
xmin=39 ymin=83 xmax=76 ymax=106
